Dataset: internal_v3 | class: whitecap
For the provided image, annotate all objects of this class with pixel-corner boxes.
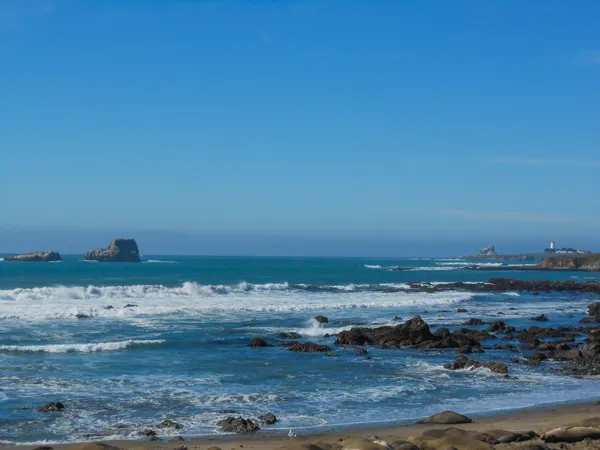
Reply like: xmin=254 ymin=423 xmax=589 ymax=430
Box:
xmin=0 ymin=339 xmax=165 ymax=353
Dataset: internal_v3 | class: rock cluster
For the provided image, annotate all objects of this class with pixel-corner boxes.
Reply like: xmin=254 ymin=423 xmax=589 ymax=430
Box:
xmin=216 ymin=416 xmax=259 ymax=434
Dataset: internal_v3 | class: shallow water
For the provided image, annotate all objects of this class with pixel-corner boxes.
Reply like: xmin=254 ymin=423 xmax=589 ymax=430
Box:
xmin=1 ymin=256 xmax=599 ymax=444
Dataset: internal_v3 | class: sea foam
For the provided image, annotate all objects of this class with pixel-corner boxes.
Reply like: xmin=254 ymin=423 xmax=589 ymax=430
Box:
xmin=0 ymin=339 xmax=165 ymax=353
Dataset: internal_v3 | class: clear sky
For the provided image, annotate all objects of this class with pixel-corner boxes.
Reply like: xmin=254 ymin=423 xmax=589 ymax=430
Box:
xmin=1 ymin=0 xmax=599 ymax=256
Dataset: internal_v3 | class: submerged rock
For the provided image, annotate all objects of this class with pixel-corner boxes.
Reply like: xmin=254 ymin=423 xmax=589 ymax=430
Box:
xmin=5 ymin=251 xmax=62 ymax=262
xmin=286 ymin=342 xmax=332 ymax=352
xmin=248 ymin=338 xmax=273 ymax=348
xmin=216 ymin=416 xmax=259 ymax=434
xmin=84 ymin=238 xmax=141 ymax=262
xmin=38 ymin=402 xmax=65 ymax=412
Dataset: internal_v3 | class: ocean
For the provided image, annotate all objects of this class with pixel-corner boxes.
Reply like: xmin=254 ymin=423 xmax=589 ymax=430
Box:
xmin=1 ymin=255 xmax=600 ymax=445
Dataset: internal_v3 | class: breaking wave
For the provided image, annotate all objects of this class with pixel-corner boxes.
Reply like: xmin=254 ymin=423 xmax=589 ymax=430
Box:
xmin=0 ymin=282 xmax=476 ymax=321
xmin=0 ymin=339 xmax=165 ymax=353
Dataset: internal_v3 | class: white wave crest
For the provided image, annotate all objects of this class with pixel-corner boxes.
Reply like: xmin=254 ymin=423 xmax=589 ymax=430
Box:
xmin=364 ymin=264 xmax=382 ymax=269
xmin=142 ymin=260 xmax=178 ymax=264
xmin=0 ymin=339 xmax=165 ymax=353
xmin=0 ymin=282 xmax=475 ymax=321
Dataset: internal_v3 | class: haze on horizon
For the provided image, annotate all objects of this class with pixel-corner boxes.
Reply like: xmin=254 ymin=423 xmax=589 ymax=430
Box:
xmin=2 ymin=1 xmax=599 ymax=257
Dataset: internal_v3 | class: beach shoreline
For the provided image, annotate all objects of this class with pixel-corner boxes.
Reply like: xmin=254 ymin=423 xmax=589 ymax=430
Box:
xmin=10 ymin=399 xmax=600 ymax=449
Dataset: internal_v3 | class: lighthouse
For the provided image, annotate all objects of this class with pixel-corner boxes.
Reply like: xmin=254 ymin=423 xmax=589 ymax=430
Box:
xmin=550 ymin=241 xmax=555 ymax=250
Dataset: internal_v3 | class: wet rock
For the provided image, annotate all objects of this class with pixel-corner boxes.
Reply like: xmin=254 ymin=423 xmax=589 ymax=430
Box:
xmin=444 ymin=355 xmax=508 ymax=375
xmin=355 ymin=348 xmax=368 ymax=355
xmin=335 ymin=316 xmax=487 ymax=350
xmin=457 ymin=308 xmax=468 ymax=313
xmin=123 ymin=304 xmax=137 ymax=308
xmin=258 ymin=413 xmax=277 ymax=425
xmin=487 ymin=320 xmax=506 ymax=333
xmin=76 ymin=313 xmax=91 ymax=319
xmin=418 ymin=411 xmax=473 ymax=424
xmin=85 ymin=238 xmax=141 ymax=262
xmin=464 ymin=318 xmax=485 ymax=326
xmin=38 ymin=402 xmax=65 ymax=412
xmin=534 ymin=314 xmax=549 ymax=322
xmin=104 ymin=305 xmax=114 ymax=310
xmin=248 ymin=338 xmax=273 ymax=348
xmin=216 ymin=416 xmax=259 ymax=434
xmin=392 ymin=316 xmax=402 ymax=321
xmin=286 ymin=342 xmax=332 ymax=352
xmin=138 ymin=429 xmax=157 ymax=437
xmin=217 ymin=409 xmax=238 ymax=414
xmin=32 ymin=447 xmax=54 ymax=450
xmin=314 ymin=315 xmax=329 ymax=324
xmin=157 ymin=419 xmax=183 ymax=429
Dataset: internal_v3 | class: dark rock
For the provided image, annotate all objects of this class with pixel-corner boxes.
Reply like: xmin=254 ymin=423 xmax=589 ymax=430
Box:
xmin=335 ymin=316 xmax=487 ymax=350
xmin=419 ymin=411 xmax=473 ymax=424
xmin=258 ymin=413 xmax=277 ymax=425
xmin=104 ymin=305 xmax=114 ymax=310
xmin=457 ymin=308 xmax=468 ymax=313
xmin=123 ymin=304 xmax=138 ymax=308
xmin=138 ymin=429 xmax=157 ymax=437
xmin=487 ymin=321 xmax=506 ymax=333
xmin=216 ymin=416 xmax=259 ymax=434
xmin=286 ymin=342 xmax=331 ymax=352
xmin=157 ymin=419 xmax=183 ymax=429
xmin=32 ymin=447 xmax=54 ymax=450
xmin=150 ymin=436 xmax=161 ymax=441
xmin=589 ymin=302 xmax=600 ymax=317
xmin=392 ymin=316 xmax=402 ymax=321
xmin=445 ymin=355 xmax=509 ymax=375
xmin=76 ymin=313 xmax=91 ymax=319
xmin=217 ymin=409 xmax=238 ymax=414
xmin=38 ymin=402 xmax=65 ymax=412
xmin=355 ymin=348 xmax=368 ymax=355
xmin=248 ymin=338 xmax=273 ymax=348
xmin=464 ymin=318 xmax=485 ymax=326
xmin=84 ymin=238 xmax=141 ymax=262
xmin=5 ymin=251 xmax=62 ymax=262
xmin=534 ymin=314 xmax=549 ymax=322
xmin=314 ymin=315 xmax=329 ymax=324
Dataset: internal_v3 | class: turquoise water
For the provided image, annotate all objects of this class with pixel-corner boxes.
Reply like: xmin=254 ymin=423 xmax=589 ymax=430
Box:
xmin=1 ymin=256 xmax=600 ymax=444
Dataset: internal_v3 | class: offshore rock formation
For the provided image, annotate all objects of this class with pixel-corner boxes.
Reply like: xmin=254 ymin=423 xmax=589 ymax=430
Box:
xmin=85 ymin=238 xmax=141 ymax=262
xmin=479 ymin=245 xmax=497 ymax=257
xmin=5 ymin=251 xmax=62 ymax=262
xmin=537 ymin=254 xmax=600 ymax=271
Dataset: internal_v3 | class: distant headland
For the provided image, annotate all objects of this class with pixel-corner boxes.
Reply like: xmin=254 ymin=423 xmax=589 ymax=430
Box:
xmin=460 ymin=241 xmax=591 ymax=262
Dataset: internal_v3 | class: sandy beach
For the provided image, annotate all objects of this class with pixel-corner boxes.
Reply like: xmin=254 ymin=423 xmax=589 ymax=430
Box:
xmin=12 ymin=400 xmax=600 ymax=450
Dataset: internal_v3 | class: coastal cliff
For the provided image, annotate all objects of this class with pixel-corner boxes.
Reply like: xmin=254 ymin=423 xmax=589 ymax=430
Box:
xmin=538 ymin=254 xmax=600 ymax=271
xmin=84 ymin=238 xmax=141 ymax=262
xmin=4 ymin=251 xmax=62 ymax=262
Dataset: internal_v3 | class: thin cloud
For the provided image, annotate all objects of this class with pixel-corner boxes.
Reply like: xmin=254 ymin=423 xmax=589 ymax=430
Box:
xmin=577 ymin=50 xmax=600 ymax=66
xmin=491 ymin=157 xmax=600 ymax=168
xmin=397 ymin=208 xmax=600 ymax=225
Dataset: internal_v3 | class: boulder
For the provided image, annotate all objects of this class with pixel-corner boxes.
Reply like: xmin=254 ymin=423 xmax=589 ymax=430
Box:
xmin=418 ymin=411 xmax=473 ymax=424
xmin=314 ymin=315 xmax=329 ymax=324
xmin=38 ymin=402 xmax=65 ymax=412
xmin=541 ymin=426 xmax=600 ymax=443
xmin=5 ymin=251 xmax=62 ymax=262
xmin=216 ymin=416 xmax=259 ymax=434
xmin=249 ymin=338 xmax=273 ymax=347
xmin=258 ymin=413 xmax=277 ymax=425
xmin=533 ymin=314 xmax=549 ymax=322
xmin=84 ymin=238 xmax=141 ymax=262
xmin=444 ymin=355 xmax=508 ymax=375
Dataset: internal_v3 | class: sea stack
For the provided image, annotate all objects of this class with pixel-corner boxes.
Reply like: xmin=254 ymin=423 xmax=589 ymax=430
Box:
xmin=84 ymin=238 xmax=141 ymax=262
xmin=4 ymin=251 xmax=62 ymax=262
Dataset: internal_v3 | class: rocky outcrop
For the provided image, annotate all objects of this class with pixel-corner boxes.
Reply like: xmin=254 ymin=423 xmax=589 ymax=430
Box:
xmin=537 ymin=254 xmax=600 ymax=271
xmin=284 ymin=342 xmax=332 ymax=352
xmin=248 ymin=338 xmax=273 ymax=347
xmin=257 ymin=413 xmax=277 ymax=425
xmin=479 ymin=245 xmax=497 ymax=256
xmin=314 ymin=315 xmax=329 ymax=324
xmin=5 ymin=251 xmax=61 ymax=262
xmin=84 ymin=238 xmax=141 ymax=262
xmin=216 ymin=417 xmax=259 ymax=434
xmin=38 ymin=402 xmax=65 ymax=412
xmin=335 ymin=316 xmax=490 ymax=351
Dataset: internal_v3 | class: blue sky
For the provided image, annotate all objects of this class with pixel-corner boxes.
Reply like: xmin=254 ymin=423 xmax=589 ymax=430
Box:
xmin=1 ymin=0 xmax=599 ymax=255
